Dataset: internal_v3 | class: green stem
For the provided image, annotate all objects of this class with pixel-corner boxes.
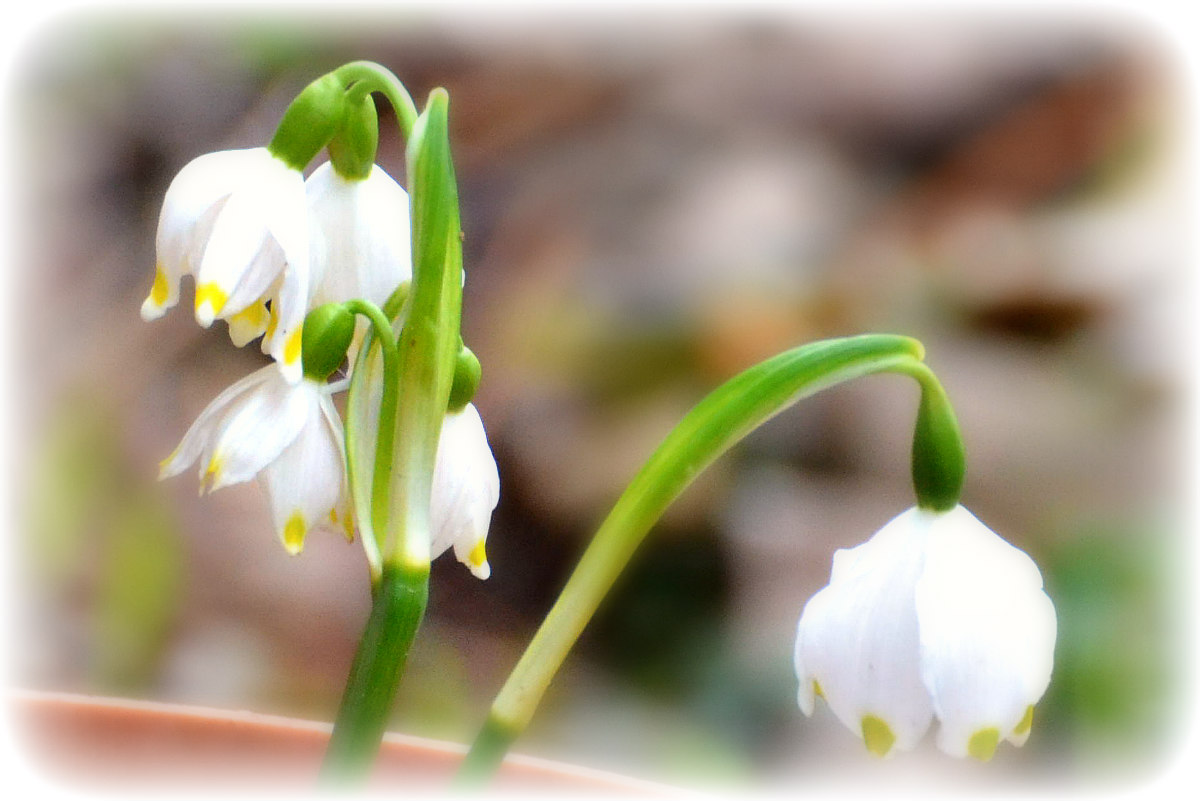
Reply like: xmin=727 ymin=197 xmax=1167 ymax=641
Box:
xmin=457 ymin=333 xmax=959 ymax=784
xmin=333 ymin=61 xmax=419 ymax=143
xmin=321 ymin=563 xmax=430 ymax=784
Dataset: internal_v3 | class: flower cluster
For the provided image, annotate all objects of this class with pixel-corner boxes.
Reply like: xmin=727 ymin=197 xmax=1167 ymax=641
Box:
xmin=144 ymin=131 xmax=498 ymax=574
xmin=794 ymin=505 xmax=1056 ymax=760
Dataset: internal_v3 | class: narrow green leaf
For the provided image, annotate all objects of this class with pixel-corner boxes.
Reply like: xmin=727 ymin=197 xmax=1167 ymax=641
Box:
xmin=385 ymin=89 xmax=463 ymax=569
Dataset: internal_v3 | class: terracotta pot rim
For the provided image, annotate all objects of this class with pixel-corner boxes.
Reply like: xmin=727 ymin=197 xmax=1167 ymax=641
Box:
xmin=9 ymin=688 xmax=689 ymax=795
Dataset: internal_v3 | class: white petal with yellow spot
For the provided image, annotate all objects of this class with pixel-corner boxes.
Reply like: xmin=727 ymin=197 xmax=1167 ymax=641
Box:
xmin=159 ymin=364 xmax=350 ymax=554
xmin=914 ymin=506 xmax=1057 ymax=760
xmin=794 ymin=508 xmax=935 ymax=757
xmin=145 ymin=149 xmax=266 ymax=322
xmin=143 ymin=147 xmax=310 ymax=381
xmin=431 ymin=403 xmax=500 ymax=580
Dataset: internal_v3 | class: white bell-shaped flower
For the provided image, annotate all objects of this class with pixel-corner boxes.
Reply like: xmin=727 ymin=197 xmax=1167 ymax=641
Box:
xmin=306 ymin=161 xmax=412 ymax=310
xmin=143 ymin=147 xmax=310 ymax=382
xmin=794 ymin=505 xmax=1056 ymax=761
xmin=429 ymin=403 xmax=501 ymax=580
xmin=158 ymin=363 xmax=350 ymax=554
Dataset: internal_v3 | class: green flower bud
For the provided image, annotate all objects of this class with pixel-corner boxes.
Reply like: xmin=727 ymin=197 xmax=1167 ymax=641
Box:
xmin=448 ymin=345 xmax=481 ymax=412
xmin=328 ymin=91 xmax=379 ymax=181
xmin=302 ymin=303 xmax=356 ymax=381
xmin=268 ymin=73 xmax=348 ymax=171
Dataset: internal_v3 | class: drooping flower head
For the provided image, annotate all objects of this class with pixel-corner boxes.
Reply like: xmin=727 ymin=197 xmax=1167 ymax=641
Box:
xmin=158 ymin=363 xmax=350 ymax=554
xmin=794 ymin=505 xmax=1056 ymax=761
xmin=143 ymin=147 xmax=310 ymax=381
xmin=430 ymin=402 xmax=500 ymax=580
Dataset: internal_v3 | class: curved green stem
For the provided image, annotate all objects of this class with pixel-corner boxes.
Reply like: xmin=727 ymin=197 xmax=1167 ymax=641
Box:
xmin=343 ymin=300 xmax=401 ymax=584
xmin=457 ymin=333 xmax=964 ymax=784
xmin=333 ymin=60 xmax=419 ymax=142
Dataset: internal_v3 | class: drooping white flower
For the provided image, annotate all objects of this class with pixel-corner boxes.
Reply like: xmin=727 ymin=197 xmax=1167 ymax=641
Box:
xmin=142 ymin=147 xmax=310 ymax=382
xmin=794 ymin=505 xmax=1056 ymax=761
xmin=429 ymin=403 xmax=501 ymax=579
xmin=306 ymin=161 xmax=412 ymax=310
xmin=158 ymin=363 xmax=350 ymax=554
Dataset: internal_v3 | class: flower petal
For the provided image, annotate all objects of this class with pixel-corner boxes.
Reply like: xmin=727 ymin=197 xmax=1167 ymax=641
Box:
xmin=914 ymin=506 xmax=1057 ymax=759
xmin=158 ymin=365 xmax=276 ymax=480
xmin=259 ymin=383 xmax=347 ymax=554
xmin=793 ymin=627 xmax=816 ymax=716
xmin=795 ymin=508 xmax=936 ymax=755
xmin=146 ymin=149 xmax=263 ymax=320
xmin=223 ymin=237 xmax=286 ymax=320
xmin=346 ymin=340 xmax=385 ymax=543
xmin=225 ymin=301 xmax=271 ymax=348
xmin=202 ymin=367 xmax=311 ymax=491
xmin=193 ymin=151 xmax=305 ymax=330
xmin=431 ymin=403 xmax=500 ymax=579
xmin=308 ymin=162 xmax=413 ymax=309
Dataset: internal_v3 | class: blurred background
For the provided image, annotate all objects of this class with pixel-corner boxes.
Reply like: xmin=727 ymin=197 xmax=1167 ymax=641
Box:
xmin=8 ymin=6 xmax=1190 ymax=793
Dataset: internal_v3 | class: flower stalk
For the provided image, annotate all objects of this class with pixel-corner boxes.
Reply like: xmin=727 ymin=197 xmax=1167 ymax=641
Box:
xmin=341 ymin=298 xmax=402 ymax=582
xmin=457 ymin=333 xmax=965 ymax=784
xmin=321 ymin=562 xmax=429 ymax=783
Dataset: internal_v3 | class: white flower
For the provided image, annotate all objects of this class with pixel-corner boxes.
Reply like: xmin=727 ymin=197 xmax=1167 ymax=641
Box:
xmin=429 ymin=403 xmax=501 ymax=579
xmin=158 ymin=363 xmax=350 ymax=555
xmin=306 ymin=161 xmax=412 ymax=310
xmin=794 ymin=505 xmax=1056 ymax=761
xmin=142 ymin=147 xmax=310 ymax=382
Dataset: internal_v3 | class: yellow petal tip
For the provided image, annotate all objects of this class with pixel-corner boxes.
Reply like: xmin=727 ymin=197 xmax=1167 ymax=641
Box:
xmin=201 ymin=454 xmax=223 ymax=494
xmin=283 ymin=511 xmax=306 ymax=555
xmin=283 ymin=326 xmax=303 ymax=365
xmin=194 ymin=282 xmax=228 ymax=326
xmin=968 ymin=727 xmax=1001 ymax=762
xmin=157 ymin=447 xmax=179 ymax=480
xmin=150 ymin=263 xmax=170 ymax=306
xmin=467 ymin=540 xmax=490 ymax=579
xmin=1012 ymin=705 xmax=1034 ymax=737
xmin=861 ymin=715 xmax=895 ymax=758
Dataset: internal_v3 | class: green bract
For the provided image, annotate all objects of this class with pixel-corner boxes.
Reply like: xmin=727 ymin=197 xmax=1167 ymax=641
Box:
xmin=268 ymin=73 xmax=348 ymax=171
xmin=328 ymin=92 xmax=380 ymax=181
xmin=908 ymin=366 xmax=966 ymax=512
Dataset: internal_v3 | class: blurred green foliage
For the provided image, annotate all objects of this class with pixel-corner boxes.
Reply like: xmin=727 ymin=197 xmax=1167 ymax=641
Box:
xmin=1037 ymin=515 xmax=1177 ymax=773
xmin=27 ymin=393 xmax=184 ymax=692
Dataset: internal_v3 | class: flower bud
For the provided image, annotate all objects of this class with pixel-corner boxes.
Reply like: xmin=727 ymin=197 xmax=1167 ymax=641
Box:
xmin=302 ymin=303 xmax=356 ymax=381
xmin=448 ymin=345 xmax=481 ymax=412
